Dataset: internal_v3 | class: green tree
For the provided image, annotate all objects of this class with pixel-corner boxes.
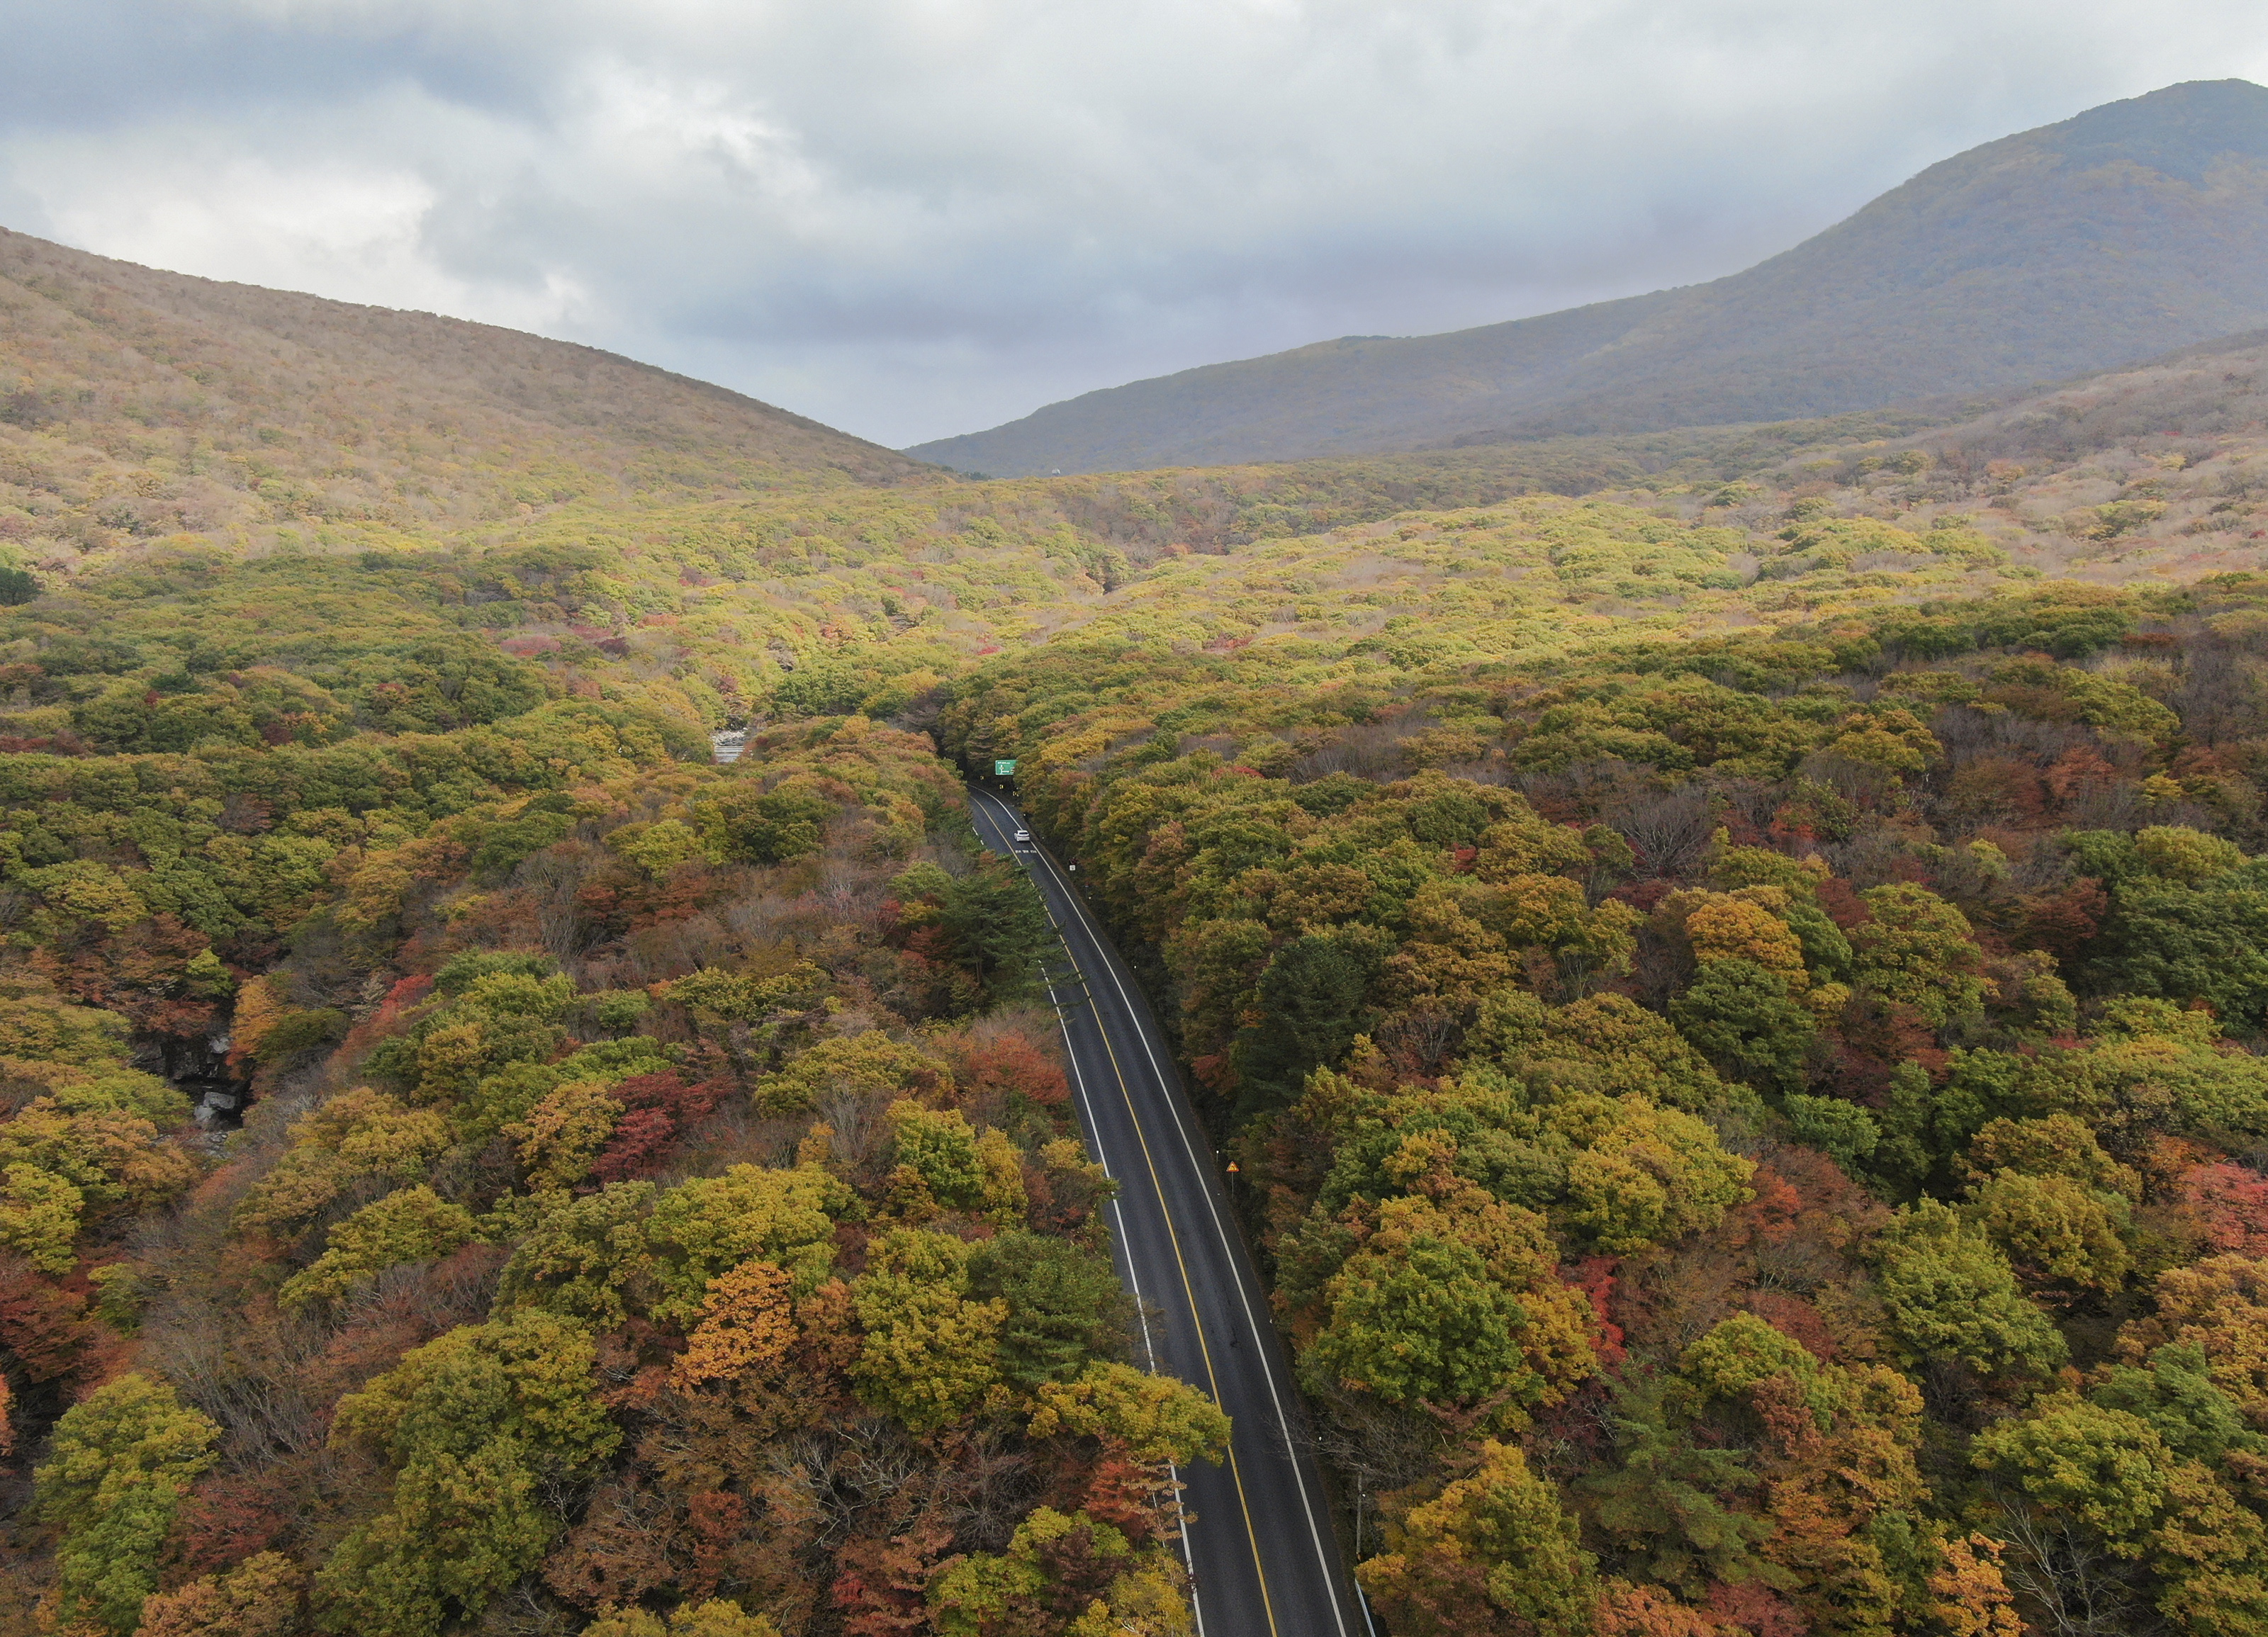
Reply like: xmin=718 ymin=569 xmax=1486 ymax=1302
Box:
xmin=139 ymin=1551 xmax=303 ymax=1637
xmin=1964 ymin=1169 xmax=2131 ymax=1294
xmin=1707 ymin=841 xmax=1852 ymax=976
xmin=969 ymin=1230 xmax=1132 ymax=1390
xmin=2089 ymin=864 xmax=2268 ymax=1029
xmin=317 ymin=1311 xmax=619 ymax=1637
xmin=278 ymin=1184 xmax=480 ymax=1309
xmin=1970 ymin=1398 xmax=2180 ymax=1602
xmin=1958 ymin=1113 xmax=2140 ymax=1199
xmin=230 ymin=1087 xmax=453 ymax=1237
xmin=1550 ymin=1094 xmax=1756 ymax=1254
xmin=887 ymin=1098 xmax=988 ymax=1211
xmin=1027 ymin=1361 xmax=1232 ymax=1467
xmin=583 ymin=1600 xmax=782 ymax=1637
xmin=1874 ymin=1202 xmax=2067 ymax=1379
xmin=33 ymin=1373 xmax=220 ymax=1634
xmin=1164 ymin=914 xmax=1271 ymax=1059
xmin=1782 ymin=1093 xmax=1881 ymax=1171
xmin=1850 ymin=884 xmax=1987 ymax=1025
xmin=1678 ymin=1311 xmax=1824 ymax=1403
xmin=850 ymin=1227 xmax=1009 ymax=1431
xmin=0 ymin=1161 xmax=83 ymax=1273
xmin=1671 ymin=958 xmax=1817 ymax=1093
xmin=2094 ymin=1341 xmax=2266 ymax=1467
xmin=709 ymin=782 xmax=833 ymax=864
xmin=939 ymin=853 xmax=1055 ymax=1004
xmin=608 ymin=816 xmax=709 ymax=877
xmin=504 ymin=1077 xmax=624 ymax=1192
xmin=2134 ymin=826 xmax=2247 ymax=885
xmin=494 ymin=1181 xmax=659 ymax=1327
xmin=1231 ymin=930 xmax=1381 ymax=1122
xmin=1464 ymin=989 xmax=1741 ymax=1117
xmin=644 ymin=1164 xmax=853 ymax=1327
xmin=1877 ymin=1053 xmax=2023 ymax=1195
xmin=2113 ymin=1254 xmax=2268 ymax=1428
xmin=1575 ymin=1374 xmax=1773 ymax=1591
xmin=753 ymin=1030 xmax=949 ymax=1116
xmin=1306 ymin=1191 xmax=1595 ymax=1416
xmin=928 ymin=1507 xmax=1135 ymax=1637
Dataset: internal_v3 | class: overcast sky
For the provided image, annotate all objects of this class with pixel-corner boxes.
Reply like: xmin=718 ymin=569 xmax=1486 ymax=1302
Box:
xmin=3 ymin=2 xmax=2266 ymax=449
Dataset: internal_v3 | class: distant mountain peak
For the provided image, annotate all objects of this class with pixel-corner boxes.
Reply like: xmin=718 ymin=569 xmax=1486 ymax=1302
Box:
xmin=910 ymin=79 xmax=2268 ymax=477
xmin=2038 ymin=78 xmax=2268 ymax=185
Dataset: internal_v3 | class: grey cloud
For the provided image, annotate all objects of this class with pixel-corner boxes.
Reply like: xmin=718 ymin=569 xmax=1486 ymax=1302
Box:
xmin=4 ymin=0 xmax=2266 ymax=445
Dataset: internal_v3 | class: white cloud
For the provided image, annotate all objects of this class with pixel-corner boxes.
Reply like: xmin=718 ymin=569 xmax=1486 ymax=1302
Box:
xmin=4 ymin=0 xmax=2267 ymax=444
xmin=24 ymin=147 xmax=588 ymax=335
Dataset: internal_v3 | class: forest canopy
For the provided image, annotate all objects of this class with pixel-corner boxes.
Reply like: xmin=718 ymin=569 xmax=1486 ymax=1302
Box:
xmin=16 ymin=225 xmax=2268 ymax=1637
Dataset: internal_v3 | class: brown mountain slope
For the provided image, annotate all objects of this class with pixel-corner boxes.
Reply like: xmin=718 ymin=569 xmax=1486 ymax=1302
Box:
xmin=911 ymin=79 xmax=2268 ymax=476
xmin=0 ymin=227 xmax=927 ymax=556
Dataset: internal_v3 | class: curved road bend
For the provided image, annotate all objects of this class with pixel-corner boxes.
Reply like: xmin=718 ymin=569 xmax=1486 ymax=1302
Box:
xmin=967 ymin=787 xmax=1366 ymax=1637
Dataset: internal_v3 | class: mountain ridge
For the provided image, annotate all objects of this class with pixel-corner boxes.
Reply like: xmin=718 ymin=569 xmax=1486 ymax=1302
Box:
xmin=0 ymin=224 xmax=930 ymax=537
xmin=911 ymin=78 xmax=2268 ymax=476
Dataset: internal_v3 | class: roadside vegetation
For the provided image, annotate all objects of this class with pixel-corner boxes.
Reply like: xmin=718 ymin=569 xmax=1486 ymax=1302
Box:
xmin=953 ymin=537 xmax=2268 ymax=1636
xmin=13 ymin=232 xmax=2268 ymax=1635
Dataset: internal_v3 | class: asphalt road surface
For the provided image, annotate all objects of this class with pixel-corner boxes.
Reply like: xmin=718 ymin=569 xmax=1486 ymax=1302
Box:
xmin=967 ymin=787 xmax=1367 ymax=1637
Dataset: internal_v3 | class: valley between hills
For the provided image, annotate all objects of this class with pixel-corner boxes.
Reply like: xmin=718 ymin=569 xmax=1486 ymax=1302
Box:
xmin=11 ymin=79 xmax=2268 ymax=1637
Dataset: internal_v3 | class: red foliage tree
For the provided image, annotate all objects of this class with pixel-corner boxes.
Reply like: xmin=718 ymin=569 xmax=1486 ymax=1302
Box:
xmin=1703 ymin=1582 xmax=1804 ymax=1637
xmin=2180 ymin=1160 xmax=2268 ymax=1256
xmin=586 ymin=1071 xmax=731 ymax=1184
xmin=35 ymin=913 xmax=221 ymax=1038
xmin=164 ymin=1468 xmax=299 ymax=1577
xmin=0 ymin=1254 xmax=102 ymax=1384
xmin=2017 ymin=876 xmax=2109 ymax=961
xmin=945 ymin=1030 xmax=1070 ymax=1115
xmin=832 ymin=1517 xmax=953 ymax=1637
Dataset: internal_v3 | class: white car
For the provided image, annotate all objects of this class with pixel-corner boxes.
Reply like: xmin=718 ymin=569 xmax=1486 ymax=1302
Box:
xmin=1013 ymin=829 xmax=1031 ymax=843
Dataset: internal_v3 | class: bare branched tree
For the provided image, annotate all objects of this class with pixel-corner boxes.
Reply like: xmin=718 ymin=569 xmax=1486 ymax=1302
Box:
xmin=1992 ymin=1497 xmax=2152 ymax=1637
xmin=1611 ymin=781 xmax=1717 ymax=879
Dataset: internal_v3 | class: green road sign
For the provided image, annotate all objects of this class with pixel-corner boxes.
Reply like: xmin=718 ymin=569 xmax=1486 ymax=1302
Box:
xmin=994 ymin=760 xmax=1018 ymax=776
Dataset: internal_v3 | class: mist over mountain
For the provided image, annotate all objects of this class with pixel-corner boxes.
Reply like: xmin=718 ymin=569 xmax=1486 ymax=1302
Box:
xmin=911 ymin=79 xmax=2268 ymax=476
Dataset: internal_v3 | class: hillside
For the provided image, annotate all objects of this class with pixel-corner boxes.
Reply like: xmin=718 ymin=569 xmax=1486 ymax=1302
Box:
xmin=0 ymin=225 xmax=926 ymax=563
xmin=911 ymin=78 xmax=2268 ymax=476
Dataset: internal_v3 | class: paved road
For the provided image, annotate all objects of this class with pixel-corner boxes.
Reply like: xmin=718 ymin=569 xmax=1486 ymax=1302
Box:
xmin=967 ymin=787 xmax=1366 ymax=1637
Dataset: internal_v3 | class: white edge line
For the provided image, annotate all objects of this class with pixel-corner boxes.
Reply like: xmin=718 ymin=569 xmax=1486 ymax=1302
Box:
xmin=970 ymin=794 xmax=1206 ymax=1635
xmin=977 ymin=789 xmax=1354 ymax=1637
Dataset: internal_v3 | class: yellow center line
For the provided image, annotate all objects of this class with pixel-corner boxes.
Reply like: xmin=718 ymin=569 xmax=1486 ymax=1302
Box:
xmin=987 ymin=794 xmax=1281 ymax=1636
xmin=1081 ymin=960 xmax=1281 ymax=1637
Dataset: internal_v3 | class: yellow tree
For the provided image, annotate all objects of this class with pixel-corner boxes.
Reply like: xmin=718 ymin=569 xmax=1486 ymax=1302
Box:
xmin=850 ymin=1227 xmax=1008 ymax=1431
xmin=1359 ymin=1439 xmax=1595 ymax=1637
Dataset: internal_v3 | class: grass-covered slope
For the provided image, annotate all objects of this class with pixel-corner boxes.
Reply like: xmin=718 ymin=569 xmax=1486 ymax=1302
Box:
xmin=0 ymin=224 xmax=928 ymax=558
